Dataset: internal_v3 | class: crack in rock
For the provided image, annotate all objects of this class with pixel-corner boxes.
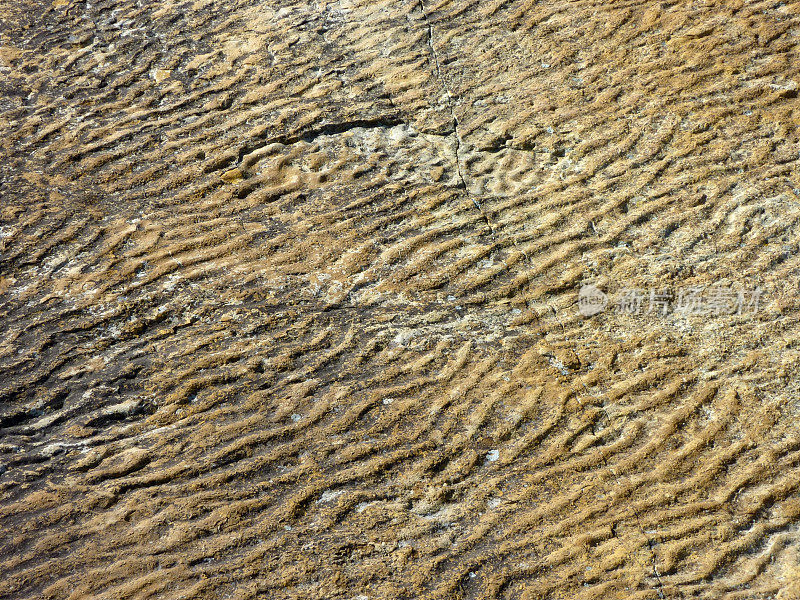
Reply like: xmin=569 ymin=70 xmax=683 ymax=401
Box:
xmin=236 ymin=115 xmax=407 ymax=164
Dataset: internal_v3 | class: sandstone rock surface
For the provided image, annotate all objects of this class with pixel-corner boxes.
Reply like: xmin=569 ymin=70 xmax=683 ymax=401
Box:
xmin=1 ymin=0 xmax=800 ymax=598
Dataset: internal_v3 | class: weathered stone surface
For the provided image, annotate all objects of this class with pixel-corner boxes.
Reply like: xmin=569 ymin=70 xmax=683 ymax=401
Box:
xmin=1 ymin=0 xmax=800 ymax=598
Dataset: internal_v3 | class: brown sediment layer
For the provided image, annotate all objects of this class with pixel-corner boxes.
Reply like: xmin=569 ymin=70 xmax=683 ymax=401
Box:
xmin=1 ymin=0 xmax=800 ymax=598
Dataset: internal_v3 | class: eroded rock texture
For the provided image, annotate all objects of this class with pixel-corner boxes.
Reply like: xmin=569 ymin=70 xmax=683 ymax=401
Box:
xmin=2 ymin=0 xmax=800 ymax=598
